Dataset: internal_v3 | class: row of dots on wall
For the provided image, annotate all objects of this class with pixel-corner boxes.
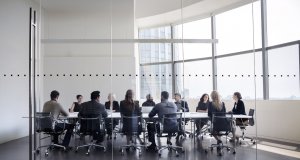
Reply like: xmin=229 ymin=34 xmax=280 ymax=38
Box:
xmin=0 ymin=74 xmax=297 ymax=77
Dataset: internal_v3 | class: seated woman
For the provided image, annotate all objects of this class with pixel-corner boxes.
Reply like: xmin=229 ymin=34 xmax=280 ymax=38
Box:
xmin=105 ymin=93 xmax=120 ymax=139
xmin=120 ymin=89 xmax=142 ymax=146
xmin=229 ymin=92 xmax=247 ymax=142
xmin=208 ymin=91 xmax=226 ymax=153
xmin=69 ymin=94 xmax=83 ymax=112
xmin=195 ymin=93 xmax=209 ymax=135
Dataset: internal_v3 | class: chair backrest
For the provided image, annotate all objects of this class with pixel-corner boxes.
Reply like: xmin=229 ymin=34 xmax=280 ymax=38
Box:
xmin=160 ymin=113 xmax=182 ymax=134
xmin=120 ymin=115 xmax=142 ymax=135
xmin=248 ymin=109 xmax=255 ymax=126
xmin=79 ymin=114 xmax=104 ymax=135
xmin=35 ymin=112 xmax=53 ymax=133
xmin=211 ymin=112 xmax=232 ymax=135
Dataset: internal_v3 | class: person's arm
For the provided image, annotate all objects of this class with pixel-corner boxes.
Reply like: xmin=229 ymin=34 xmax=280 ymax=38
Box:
xmin=207 ymin=103 xmax=212 ymax=119
xmin=149 ymin=105 xmax=158 ymax=118
xmin=69 ymin=102 xmax=75 ymax=113
xmin=184 ymin=101 xmax=189 ymax=112
xmin=101 ymin=105 xmax=108 ymax=118
xmin=239 ymin=100 xmax=246 ymax=115
xmin=58 ymin=103 xmax=68 ymax=116
xmin=114 ymin=101 xmax=120 ymax=112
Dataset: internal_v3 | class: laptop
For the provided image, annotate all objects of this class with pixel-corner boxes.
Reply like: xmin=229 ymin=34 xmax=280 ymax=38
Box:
xmin=141 ymin=106 xmax=154 ymax=113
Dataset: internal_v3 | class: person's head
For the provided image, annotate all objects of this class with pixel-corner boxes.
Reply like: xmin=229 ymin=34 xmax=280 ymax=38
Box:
xmin=161 ymin=91 xmax=169 ymax=101
xmin=146 ymin=94 xmax=153 ymax=101
xmin=125 ymin=89 xmax=134 ymax=102
xmin=108 ymin=93 xmax=116 ymax=101
xmin=174 ymin=93 xmax=181 ymax=101
xmin=91 ymin=91 xmax=100 ymax=101
xmin=50 ymin=90 xmax=59 ymax=101
xmin=200 ymin=93 xmax=209 ymax=103
xmin=210 ymin=90 xmax=222 ymax=111
xmin=233 ymin=92 xmax=242 ymax=102
xmin=76 ymin=95 xmax=83 ymax=103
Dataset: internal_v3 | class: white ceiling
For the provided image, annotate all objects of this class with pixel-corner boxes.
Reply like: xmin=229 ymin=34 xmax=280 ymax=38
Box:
xmin=36 ymin=0 xmax=254 ymax=27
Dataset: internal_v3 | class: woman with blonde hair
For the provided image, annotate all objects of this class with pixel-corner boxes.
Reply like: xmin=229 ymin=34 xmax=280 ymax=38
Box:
xmin=208 ymin=90 xmax=227 ymax=153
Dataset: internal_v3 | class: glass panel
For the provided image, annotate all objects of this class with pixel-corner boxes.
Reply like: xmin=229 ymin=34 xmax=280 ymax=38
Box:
xmin=139 ymin=26 xmax=172 ymax=63
xmin=267 ymin=0 xmax=300 ymax=46
xmin=216 ymin=1 xmax=261 ymax=55
xmin=269 ymin=45 xmax=300 ymax=99
xmin=140 ymin=64 xmax=173 ymax=101
xmin=173 ymin=18 xmax=212 ymax=60
xmin=217 ymin=53 xmax=263 ymax=99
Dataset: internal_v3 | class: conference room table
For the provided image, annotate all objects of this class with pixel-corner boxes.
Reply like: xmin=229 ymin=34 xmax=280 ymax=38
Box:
xmin=67 ymin=112 xmax=252 ymax=119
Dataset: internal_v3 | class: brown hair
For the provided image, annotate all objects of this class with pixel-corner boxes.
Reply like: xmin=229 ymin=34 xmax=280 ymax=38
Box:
xmin=124 ymin=89 xmax=135 ymax=111
xmin=234 ymin=92 xmax=242 ymax=100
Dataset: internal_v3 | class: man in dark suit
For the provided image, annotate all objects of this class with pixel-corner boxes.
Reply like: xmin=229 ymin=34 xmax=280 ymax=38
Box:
xmin=78 ymin=91 xmax=108 ymax=143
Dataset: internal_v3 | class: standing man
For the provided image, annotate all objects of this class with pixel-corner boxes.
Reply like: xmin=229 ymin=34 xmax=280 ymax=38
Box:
xmin=43 ymin=90 xmax=74 ymax=149
xmin=146 ymin=91 xmax=177 ymax=151
xmin=78 ymin=91 xmax=108 ymax=144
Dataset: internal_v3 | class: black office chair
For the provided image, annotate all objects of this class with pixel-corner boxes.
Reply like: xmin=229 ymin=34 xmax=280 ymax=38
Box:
xmin=119 ymin=115 xmax=146 ymax=156
xmin=237 ymin=108 xmax=256 ymax=145
xmin=35 ymin=112 xmax=66 ymax=156
xmin=206 ymin=112 xmax=235 ymax=156
xmin=157 ymin=113 xmax=185 ymax=157
xmin=75 ymin=115 xmax=106 ymax=155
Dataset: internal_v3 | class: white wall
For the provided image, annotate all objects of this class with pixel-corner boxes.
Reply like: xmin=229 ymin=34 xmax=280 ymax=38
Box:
xmin=186 ymin=99 xmax=300 ymax=144
xmin=42 ymin=0 xmax=136 ymax=109
xmin=0 ymin=0 xmax=40 ymax=144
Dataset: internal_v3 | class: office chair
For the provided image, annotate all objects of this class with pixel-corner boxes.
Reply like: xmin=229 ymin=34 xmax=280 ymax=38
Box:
xmin=206 ymin=112 xmax=236 ymax=156
xmin=237 ymin=108 xmax=256 ymax=145
xmin=119 ymin=115 xmax=146 ymax=156
xmin=157 ymin=113 xmax=185 ymax=157
xmin=35 ymin=112 xmax=66 ymax=156
xmin=75 ymin=115 xmax=106 ymax=155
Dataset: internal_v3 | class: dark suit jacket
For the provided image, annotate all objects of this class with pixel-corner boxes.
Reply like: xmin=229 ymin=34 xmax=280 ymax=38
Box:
xmin=120 ymin=100 xmax=142 ymax=134
xmin=105 ymin=101 xmax=120 ymax=112
xmin=142 ymin=100 xmax=156 ymax=106
xmin=175 ymin=100 xmax=189 ymax=112
xmin=78 ymin=100 xmax=108 ymax=118
xmin=232 ymin=100 xmax=246 ymax=115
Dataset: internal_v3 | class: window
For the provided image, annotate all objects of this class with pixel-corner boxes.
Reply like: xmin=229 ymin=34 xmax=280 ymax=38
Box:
xmin=216 ymin=1 xmax=261 ymax=55
xmin=140 ymin=64 xmax=172 ymax=100
xmin=175 ymin=60 xmax=213 ymax=99
xmin=267 ymin=0 xmax=300 ymax=46
xmin=173 ymin=18 xmax=212 ymax=60
xmin=268 ymin=45 xmax=300 ymax=99
xmin=217 ymin=53 xmax=263 ymax=99
xmin=139 ymin=26 xmax=172 ymax=63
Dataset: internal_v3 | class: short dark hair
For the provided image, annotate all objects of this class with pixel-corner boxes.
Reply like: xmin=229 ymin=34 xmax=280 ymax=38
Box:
xmin=234 ymin=92 xmax=242 ymax=100
xmin=161 ymin=91 xmax=169 ymax=100
xmin=91 ymin=91 xmax=100 ymax=100
xmin=50 ymin=90 xmax=59 ymax=100
xmin=76 ymin=95 xmax=82 ymax=99
xmin=174 ymin=93 xmax=181 ymax=98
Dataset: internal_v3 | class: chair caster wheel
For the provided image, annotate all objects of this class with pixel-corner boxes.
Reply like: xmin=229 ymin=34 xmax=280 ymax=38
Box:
xmin=45 ymin=152 xmax=48 ymax=157
xmin=176 ymin=151 xmax=179 ymax=157
xmin=158 ymin=153 xmax=161 ymax=157
xmin=253 ymin=141 xmax=256 ymax=144
xmin=35 ymin=150 xmax=40 ymax=154
xmin=227 ymin=148 xmax=230 ymax=151
xmin=233 ymin=150 xmax=236 ymax=154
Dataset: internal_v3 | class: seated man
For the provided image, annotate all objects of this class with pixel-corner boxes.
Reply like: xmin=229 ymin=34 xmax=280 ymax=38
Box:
xmin=78 ymin=91 xmax=108 ymax=144
xmin=147 ymin=91 xmax=177 ymax=151
xmin=174 ymin=93 xmax=189 ymax=139
xmin=42 ymin=90 xmax=74 ymax=149
xmin=142 ymin=94 xmax=155 ymax=106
